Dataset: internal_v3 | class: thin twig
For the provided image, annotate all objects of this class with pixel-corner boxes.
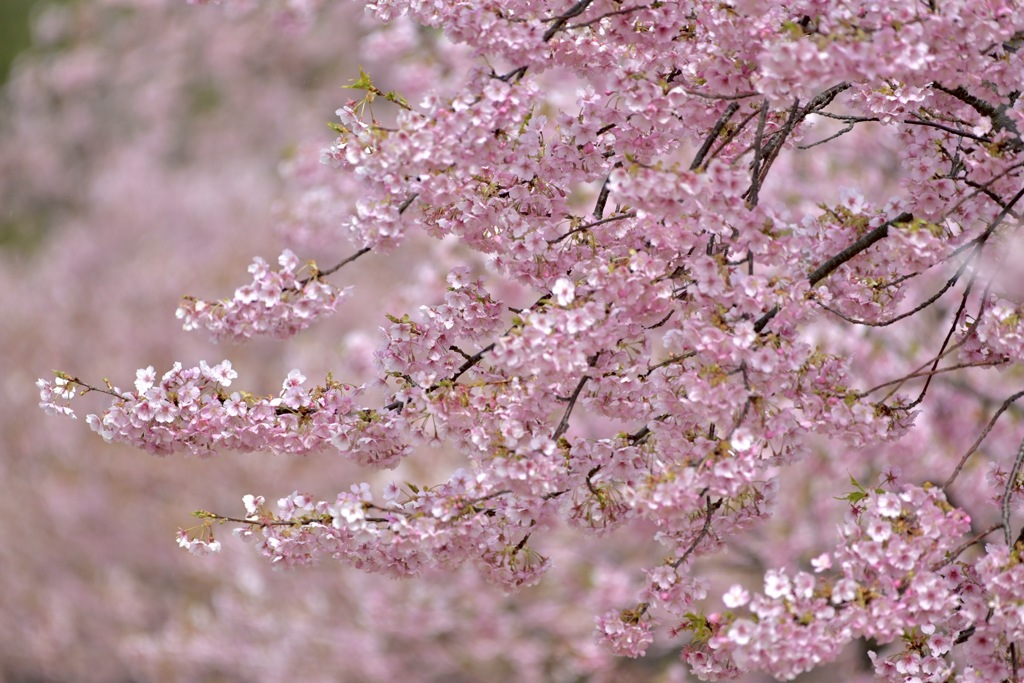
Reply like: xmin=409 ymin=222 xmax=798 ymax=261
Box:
xmin=671 ymin=496 xmax=722 ymax=569
xmin=942 ymin=389 xmax=1024 ymax=490
xmin=932 ymin=83 xmax=1023 ymax=151
xmin=859 ymin=360 xmax=1005 ymax=399
xmin=798 ymin=121 xmax=857 ymax=149
xmin=564 ymin=3 xmax=651 ymax=31
xmin=905 ymin=283 xmax=975 ymax=409
xmin=549 ymin=210 xmax=637 ymax=244
xmin=705 ymin=108 xmax=759 ymax=165
xmin=930 ymin=522 xmax=1002 ymax=570
xmin=314 ymin=246 xmax=371 ymax=280
xmin=906 ymin=115 xmax=995 ymax=143
xmin=753 ymin=212 xmax=915 ymax=333
xmin=308 ymin=192 xmax=418 ymax=281
xmin=1002 ymin=435 xmax=1024 ymax=546
xmin=815 ymin=260 xmax=967 ymax=327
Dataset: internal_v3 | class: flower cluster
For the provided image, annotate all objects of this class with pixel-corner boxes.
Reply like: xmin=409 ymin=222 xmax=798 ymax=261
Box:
xmin=176 ymin=250 xmax=348 ymax=343
xmin=959 ymin=296 xmax=1024 ymax=366
xmin=682 ymin=485 xmax=977 ymax=680
xmin=219 ymin=473 xmax=552 ymax=593
xmin=41 ymin=362 xmax=413 ymax=467
xmin=37 ymin=374 xmax=77 ymax=419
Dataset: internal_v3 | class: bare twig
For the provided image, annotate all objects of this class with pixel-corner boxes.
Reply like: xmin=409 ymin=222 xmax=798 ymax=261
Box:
xmin=930 ymin=522 xmax=1003 ymax=570
xmin=314 ymin=246 xmax=371 ymax=280
xmin=942 ymin=389 xmax=1024 ymax=490
xmin=671 ymin=496 xmax=722 ymax=569
xmin=815 ymin=259 xmax=969 ymax=327
xmin=564 ymin=3 xmax=652 ymax=31
xmin=1002 ymin=435 xmax=1024 ymax=546
xmin=549 ymin=210 xmax=637 ymax=244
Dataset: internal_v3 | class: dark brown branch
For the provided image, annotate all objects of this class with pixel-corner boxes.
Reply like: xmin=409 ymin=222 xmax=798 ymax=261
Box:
xmin=962 ymin=179 xmax=1024 ymax=221
xmin=931 ymin=83 xmax=1023 ymax=151
xmin=641 ymin=352 xmax=696 ymax=379
xmin=816 ymin=259 xmax=969 ymax=327
xmin=565 ymin=3 xmax=652 ymax=31
xmin=543 ymin=0 xmax=595 ymax=41
xmin=705 ymin=108 xmax=759 ymax=165
xmin=671 ymin=496 xmax=722 ymax=569
xmin=447 ymin=343 xmax=496 ymax=385
xmin=905 ymin=283 xmax=974 ymax=409
xmin=902 ymin=186 xmax=1024 ymax=408
xmin=753 ymin=212 xmax=914 ymax=333
xmin=313 ymin=247 xmax=371 ymax=280
xmin=553 ymin=367 xmax=593 ymax=440
xmin=756 ymin=97 xmax=801 ymax=181
xmin=627 ymin=425 xmax=651 ymax=444
xmin=383 ymin=294 xmax=553 ymax=413
xmin=690 ymin=102 xmax=739 ymax=171
xmin=930 ymin=522 xmax=1003 ymax=571
xmin=497 ymin=66 xmax=529 ymax=82
xmin=593 ymin=169 xmax=614 ymax=219
xmin=860 ymin=359 xmax=1007 ymax=398
xmin=746 ymin=85 xmax=847 ymax=197
xmin=798 ymin=120 xmax=858 ymax=149
xmin=907 ymin=115 xmax=996 ymax=143
xmin=308 ymin=192 xmax=418 ymax=282
xmin=808 ymin=212 xmax=915 ymax=285
xmin=745 ymin=98 xmax=770 ymax=208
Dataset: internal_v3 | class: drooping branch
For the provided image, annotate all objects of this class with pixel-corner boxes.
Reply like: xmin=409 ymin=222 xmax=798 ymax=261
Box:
xmin=816 ymin=258 xmax=969 ymax=327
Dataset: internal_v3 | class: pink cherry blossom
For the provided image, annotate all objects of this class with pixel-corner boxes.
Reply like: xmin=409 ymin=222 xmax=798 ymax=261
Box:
xmin=27 ymin=0 xmax=1024 ymax=679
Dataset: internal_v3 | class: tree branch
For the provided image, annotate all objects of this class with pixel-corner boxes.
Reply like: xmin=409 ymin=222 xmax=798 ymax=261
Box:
xmin=942 ymin=389 xmax=1024 ymax=490
xmin=691 ymin=102 xmax=739 ymax=171
xmin=1003 ymin=435 xmax=1024 ymax=546
xmin=753 ymin=212 xmax=914 ymax=333
xmin=543 ymin=0 xmax=595 ymax=41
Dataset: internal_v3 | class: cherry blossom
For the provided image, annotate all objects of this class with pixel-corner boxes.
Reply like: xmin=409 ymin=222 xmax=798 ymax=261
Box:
xmin=31 ymin=0 xmax=1024 ymax=680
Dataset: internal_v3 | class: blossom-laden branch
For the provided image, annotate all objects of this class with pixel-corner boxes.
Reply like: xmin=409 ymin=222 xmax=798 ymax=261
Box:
xmin=176 ymin=249 xmax=350 ymax=343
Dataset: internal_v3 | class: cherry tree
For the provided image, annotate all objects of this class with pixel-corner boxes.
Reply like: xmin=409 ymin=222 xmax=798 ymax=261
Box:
xmin=37 ymin=0 xmax=1024 ymax=680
